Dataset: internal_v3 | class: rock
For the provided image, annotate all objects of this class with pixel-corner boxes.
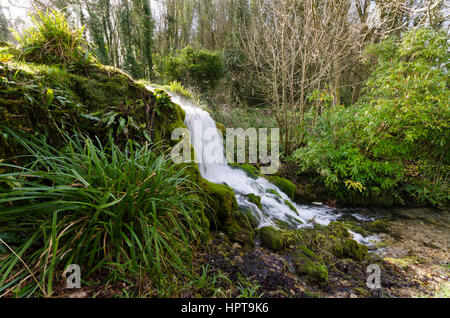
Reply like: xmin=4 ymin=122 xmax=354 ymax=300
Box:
xmin=246 ymin=193 xmax=263 ymax=210
xmin=264 ymin=176 xmax=297 ymax=200
xmin=366 ymin=219 xmax=390 ymax=233
xmin=232 ymin=243 xmax=242 ymax=250
xmin=342 ymin=239 xmax=368 ymax=261
xmin=258 ymin=226 xmax=286 ymax=252
xmin=291 ymin=246 xmax=328 ymax=283
xmin=68 ymin=291 xmax=88 ymax=298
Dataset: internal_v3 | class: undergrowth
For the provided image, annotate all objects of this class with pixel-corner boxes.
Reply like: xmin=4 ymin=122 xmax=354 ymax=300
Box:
xmin=0 ymin=129 xmax=208 ymax=297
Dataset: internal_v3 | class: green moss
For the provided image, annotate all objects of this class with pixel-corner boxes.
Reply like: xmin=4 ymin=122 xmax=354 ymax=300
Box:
xmin=200 ymin=179 xmax=238 ymax=229
xmin=343 ymin=221 xmax=368 ymax=236
xmin=265 ymin=176 xmax=296 ymax=200
xmin=293 ymin=221 xmax=354 ymax=263
xmin=246 ymin=193 xmax=262 ymax=210
xmin=258 ymin=226 xmax=285 ymax=251
xmin=267 ymin=188 xmax=282 ymax=198
xmin=231 ymin=163 xmax=259 ymax=179
xmin=342 ymin=239 xmax=368 ymax=261
xmin=235 ymin=207 xmax=259 ymax=230
xmin=366 ymin=219 xmax=389 ymax=233
xmin=292 ymin=247 xmax=328 ymax=283
xmin=216 ymin=122 xmax=226 ymax=136
xmin=285 ymin=214 xmax=304 ymax=226
xmin=273 ymin=218 xmax=295 ymax=230
xmin=226 ymin=222 xmax=254 ymax=246
xmin=284 ymin=200 xmax=299 ymax=215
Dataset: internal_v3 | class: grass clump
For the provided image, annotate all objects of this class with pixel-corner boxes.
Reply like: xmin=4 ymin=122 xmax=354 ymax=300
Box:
xmin=0 ymin=130 xmax=208 ymax=297
xmin=12 ymin=9 xmax=91 ymax=66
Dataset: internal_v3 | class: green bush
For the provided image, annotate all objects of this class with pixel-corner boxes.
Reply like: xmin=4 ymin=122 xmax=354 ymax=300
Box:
xmin=0 ymin=130 xmax=208 ymax=297
xmin=292 ymin=28 xmax=449 ymax=207
xmin=12 ymin=9 xmax=91 ymax=66
xmin=157 ymin=46 xmax=225 ymax=91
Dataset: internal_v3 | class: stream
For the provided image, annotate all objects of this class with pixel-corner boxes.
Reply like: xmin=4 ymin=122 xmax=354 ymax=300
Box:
xmin=164 ymin=91 xmax=379 ymax=246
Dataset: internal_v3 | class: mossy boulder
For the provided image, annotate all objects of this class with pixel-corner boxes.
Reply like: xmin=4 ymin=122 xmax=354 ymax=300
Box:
xmin=200 ymin=179 xmax=238 ymax=229
xmin=342 ymin=220 xmax=368 ymax=237
xmin=258 ymin=226 xmax=286 ymax=252
xmin=246 ymin=193 xmax=262 ymax=210
xmin=225 ymin=222 xmax=254 ymax=246
xmin=231 ymin=163 xmax=259 ymax=179
xmin=0 ymin=58 xmax=186 ymax=159
xmin=273 ymin=218 xmax=295 ymax=230
xmin=342 ymin=239 xmax=368 ymax=261
xmin=265 ymin=176 xmax=296 ymax=200
xmin=292 ymin=246 xmax=328 ymax=283
xmin=297 ymin=222 xmax=368 ymax=261
xmin=366 ymin=219 xmax=389 ymax=233
xmin=235 ymin=207 xmax=260 ymax=230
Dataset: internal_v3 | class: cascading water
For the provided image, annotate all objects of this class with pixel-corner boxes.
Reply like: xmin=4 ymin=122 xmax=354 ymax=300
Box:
xmin=170 ymin=94 xmax=341 ymax=229
xmin=149 ymin=87 xmax=378 ymax=246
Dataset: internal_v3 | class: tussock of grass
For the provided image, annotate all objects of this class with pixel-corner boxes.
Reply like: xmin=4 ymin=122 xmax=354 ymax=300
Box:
xmin=0 ymin=129 xmax=208 ymax=297
xmin=12 ymin=9 xmax=91 ymax=66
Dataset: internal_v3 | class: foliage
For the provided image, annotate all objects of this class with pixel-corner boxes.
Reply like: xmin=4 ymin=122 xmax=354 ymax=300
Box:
xmin=292 ymin=28 xmax=449 ymax=206
xmin=168 ymin=80 xmax=193 ymax=100
xmin=0 ymin=131 xmax=208 ymax=296
xmin=157 ymin=46 xmax=225 ymax=91
xmin=12 ymin=9 xmax=91 ymax=67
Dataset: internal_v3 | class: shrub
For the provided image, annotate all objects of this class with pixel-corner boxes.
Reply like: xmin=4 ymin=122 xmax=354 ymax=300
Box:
xmin=12 ymin=9 xmax=91 ymax=66
xmin=0 ymin=130 xmax=208 ymax=296
xmin=292 ymin=28 xmax=449 ymax=207
xmin=157 ymin=46 xmax=225 ymax=91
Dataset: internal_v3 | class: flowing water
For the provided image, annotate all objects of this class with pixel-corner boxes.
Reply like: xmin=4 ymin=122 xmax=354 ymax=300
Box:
xmin=154 ymin=89 xmax=378 ymax=245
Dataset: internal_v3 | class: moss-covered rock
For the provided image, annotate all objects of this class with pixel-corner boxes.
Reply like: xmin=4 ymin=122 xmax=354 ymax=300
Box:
xmin=231 ymin=163 xmax=259 ymax=179
xmin=258 ymin=226 xmax=286 ymax=251
xmin=235 ymin=207 xmax=260 ymax=230
xmin=267 ymin=188 xmax=282 ymax=198
xmin=366 ymin=219 xmax=389 ymax=233
xmin=265 ymin=176 xmax=296 ymax=200
xmin=246 ymin=193 xmax=262 ymax=210
xmin=294 ymin=222 xmax=355 ymax=262
xmin=200 ymin=179 xmax=238 ymax=228
xmin=0 ymin=58 xmax=186 ymax=158
xmin=292 ymin=246 xmax=328 ymax=283
xmin=342 ymin=239 xmax=368 ymax=261
xmin=284 ymin=200 xmax=299 ymax=215
xmin=225 ymin=222 xmax=254 ymax=246
xmin=273 ymin=218 xmax=295 ymax=230
xmin=342 ymin=220 xmax=369 ymax=237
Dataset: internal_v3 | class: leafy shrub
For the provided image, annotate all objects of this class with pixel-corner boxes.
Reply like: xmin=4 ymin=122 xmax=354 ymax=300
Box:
xmin=157 ymin=46 xmax=225 ymax=91
xmin=12 ymin=9 xmax=91 ymax=66
xmin=292 ymin=28 xmax=449 ymax=206
xmin=0 ymin=130 xmax=208 ymax=296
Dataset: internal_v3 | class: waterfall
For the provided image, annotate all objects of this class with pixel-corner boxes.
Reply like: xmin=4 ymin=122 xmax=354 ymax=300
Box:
xmin=170 ymin=94 xmax=341 ymax=229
